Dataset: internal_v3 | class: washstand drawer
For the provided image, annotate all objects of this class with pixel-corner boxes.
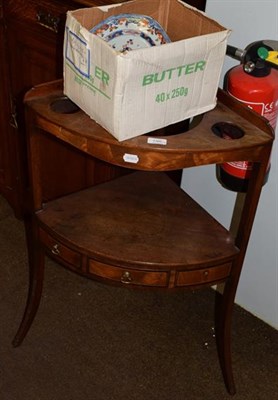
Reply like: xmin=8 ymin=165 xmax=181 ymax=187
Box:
xmin=89 ymin=259 xmax=169 ymax=287
xmin=176 ymin=263 xmax=232 ymax=287
xmin=39 ymin=228 xmax=81 ymax=269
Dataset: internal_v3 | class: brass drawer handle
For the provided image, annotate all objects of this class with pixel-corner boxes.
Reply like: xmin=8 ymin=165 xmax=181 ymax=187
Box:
xmin=36 ymin=10 xmax=60 ymax=33
xmin=120 ymin=271 xmax=132 ymax=284
xmin=51 ymin=244 xmax=60 ymax=255
xmin=203 ymin=270 xmax=209 ymax=279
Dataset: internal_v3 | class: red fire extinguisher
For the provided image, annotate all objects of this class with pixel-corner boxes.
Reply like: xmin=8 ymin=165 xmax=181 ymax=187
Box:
xmin=217 ymin=40 xmax=278 ymax=192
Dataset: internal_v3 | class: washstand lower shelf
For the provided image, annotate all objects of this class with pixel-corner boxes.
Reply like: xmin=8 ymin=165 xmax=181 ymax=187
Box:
xmin=37 ymin=171 xmax=238 ymax=289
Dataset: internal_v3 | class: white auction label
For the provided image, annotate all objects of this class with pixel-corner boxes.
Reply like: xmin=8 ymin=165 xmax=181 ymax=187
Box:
xmin=147 ymin=137 xmax=168 ymax=145
xmin=123 ymin=153 xmax=139 ymax=164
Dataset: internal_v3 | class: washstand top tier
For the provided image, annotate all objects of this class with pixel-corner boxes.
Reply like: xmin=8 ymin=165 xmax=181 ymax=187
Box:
xmin=25 ymin=79 xmax=274 ymax=171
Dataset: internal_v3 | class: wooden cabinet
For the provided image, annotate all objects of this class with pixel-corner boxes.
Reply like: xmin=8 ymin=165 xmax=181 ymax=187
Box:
xmin=0 ymin=0 xmax=126 ymax=216
xmin=0 ymin=0 xmax=207 ymax=216
xmin=0 ymin=0 xmax=17 ymax=209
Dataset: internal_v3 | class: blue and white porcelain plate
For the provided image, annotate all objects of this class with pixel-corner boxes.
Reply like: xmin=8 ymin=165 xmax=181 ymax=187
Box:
xmin=90 ymin=13 xmax=171 ymax=52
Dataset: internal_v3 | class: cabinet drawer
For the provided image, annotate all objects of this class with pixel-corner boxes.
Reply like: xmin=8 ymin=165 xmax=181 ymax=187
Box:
xmin=5 ymin=1 xmax=57 ymax=29
xmin=89 ymin=259 xmax=169 ymax=287
xmin=39 ymin=228 xmax=81 ymax=269
xmin=4 ymin=0 xmax=111 ymax=31
xmin=176 ymin=263 xmax=231 ymax=287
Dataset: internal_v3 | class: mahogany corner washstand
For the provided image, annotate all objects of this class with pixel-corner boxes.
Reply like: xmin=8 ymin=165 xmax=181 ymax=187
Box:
xmin=13 ymin=79 xmax=274 ymax=395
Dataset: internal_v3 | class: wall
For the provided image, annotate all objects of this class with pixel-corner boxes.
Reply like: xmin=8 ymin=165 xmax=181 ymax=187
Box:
xmin=181 ymin=0 xmax=278 ymax=328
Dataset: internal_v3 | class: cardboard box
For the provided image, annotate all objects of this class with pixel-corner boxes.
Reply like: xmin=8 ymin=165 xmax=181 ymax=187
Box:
xmin=64 ymin=0 xmax=230 ymax=141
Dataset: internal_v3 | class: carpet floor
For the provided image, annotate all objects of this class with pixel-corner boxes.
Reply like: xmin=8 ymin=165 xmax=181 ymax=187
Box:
xmin=0 ymin=194 xmax=277 ymax=400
